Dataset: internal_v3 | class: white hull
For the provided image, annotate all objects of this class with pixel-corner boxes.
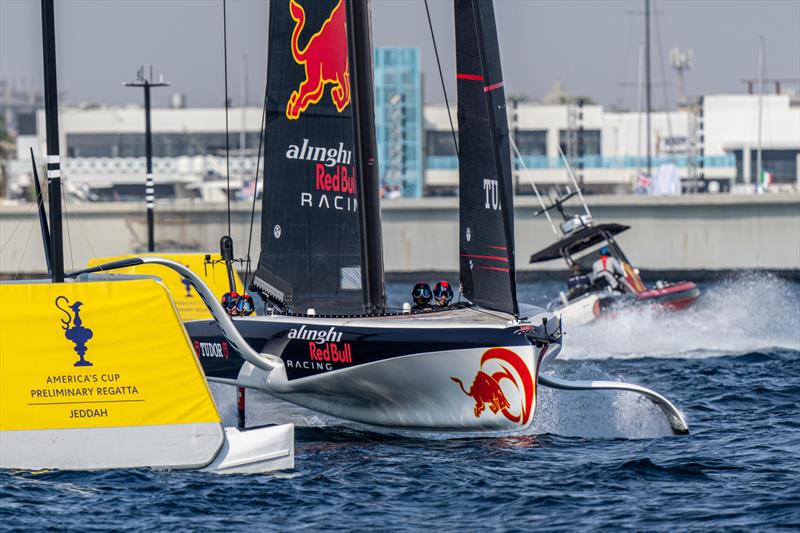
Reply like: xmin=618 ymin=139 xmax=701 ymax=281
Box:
xmin=196 ymin=307 xmax=561 ymax=433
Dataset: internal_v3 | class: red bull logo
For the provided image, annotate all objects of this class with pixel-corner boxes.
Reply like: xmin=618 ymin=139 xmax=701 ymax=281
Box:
xmin=286 ymin=0 xmax=350 ymax=120
xmin=451 ymin=347 xmax=535 ymax=425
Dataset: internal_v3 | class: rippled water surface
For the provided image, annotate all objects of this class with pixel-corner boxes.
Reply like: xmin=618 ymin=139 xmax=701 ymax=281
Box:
xmin=2 ymin=275 xmax=799 ymax=531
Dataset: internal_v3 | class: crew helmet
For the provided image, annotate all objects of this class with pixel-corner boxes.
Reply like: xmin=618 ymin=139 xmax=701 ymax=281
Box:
xmin=433 ymin=280 xmax=454 ymax=306
xmin=236 ymin=293 xmax=255 ymax=316
xmin=221 ymin=291 xmax=240 ymax=315
xmin=412 ymin=282 xmax=432 ymax=307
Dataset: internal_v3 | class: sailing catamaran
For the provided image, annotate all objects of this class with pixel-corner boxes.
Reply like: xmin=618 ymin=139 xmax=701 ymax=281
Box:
xmin=83 ymin=0 xmax=688 ymax=435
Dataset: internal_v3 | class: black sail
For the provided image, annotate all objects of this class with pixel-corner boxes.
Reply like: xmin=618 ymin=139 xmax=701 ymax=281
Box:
xmin=253 ymin=0 xmax=384 ymax=314
xmin=455 ymin=0 xmax=519 ymax=316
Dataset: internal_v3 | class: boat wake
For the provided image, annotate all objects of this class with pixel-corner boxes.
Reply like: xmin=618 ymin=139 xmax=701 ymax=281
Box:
xmin=547 ymin=273 xmax=800 ymax=360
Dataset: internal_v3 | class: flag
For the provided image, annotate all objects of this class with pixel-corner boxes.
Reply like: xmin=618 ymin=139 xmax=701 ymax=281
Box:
xmin=759 ymin=170 xmax=773 ymax=189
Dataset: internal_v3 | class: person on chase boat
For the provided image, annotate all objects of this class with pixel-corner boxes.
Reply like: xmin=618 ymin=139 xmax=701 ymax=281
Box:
xmin=411 ymin=282 xmax=433 ymax=311
xmin=433 ymin=280 xmax=454 ymax=308
xmin=566 ymin=263 xmax=591 ymax=299
xmin=591 ymin=246 xmax=630 ymax=293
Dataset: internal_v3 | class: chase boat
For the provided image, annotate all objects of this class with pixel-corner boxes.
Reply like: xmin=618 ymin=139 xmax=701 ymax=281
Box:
xmin=529 ymin=189 xmax=701 ymax=325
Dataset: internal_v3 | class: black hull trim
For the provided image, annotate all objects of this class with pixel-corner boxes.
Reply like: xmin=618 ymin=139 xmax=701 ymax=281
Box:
xmin=187 ymin=318 xmax=532 ymax=381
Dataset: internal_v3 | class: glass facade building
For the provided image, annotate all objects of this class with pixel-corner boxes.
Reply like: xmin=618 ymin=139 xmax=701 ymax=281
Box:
xmin=373 ymin=47 xmax=423 ymax=198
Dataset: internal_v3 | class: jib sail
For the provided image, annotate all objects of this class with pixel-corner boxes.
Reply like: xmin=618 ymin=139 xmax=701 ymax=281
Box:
xmin=455 ymin=0 xmax=519 ymax=316
xmin=252 ymin=0 xmax=385 ymax=314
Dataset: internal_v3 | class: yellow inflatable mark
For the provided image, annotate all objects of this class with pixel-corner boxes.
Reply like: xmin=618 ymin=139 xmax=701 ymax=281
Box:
xmin=0 ymin=279 xmax=220 ymax=431
xmin=87 ymin=253 xmax=249 ymax=321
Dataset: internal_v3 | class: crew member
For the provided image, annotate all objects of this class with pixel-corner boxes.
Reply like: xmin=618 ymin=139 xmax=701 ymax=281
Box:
xmin=566 ymin=263 xmax=591 ymax=299
xmin=236 ymin=293 xmax=255 ymax=316
xmin=591 ymin=246 xmax=629 ymax=292
xmin=433 ymin=280 xmax=454 ymax=308
xmin=221 ymin=291 xmax=240 ymax=316
xmin=411 ymin=282 xmax=433 ymax=311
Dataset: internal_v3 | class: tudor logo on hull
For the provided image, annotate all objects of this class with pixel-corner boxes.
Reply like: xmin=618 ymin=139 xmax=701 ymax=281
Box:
xmin=286 ymin=139 xmax=358 ymax=213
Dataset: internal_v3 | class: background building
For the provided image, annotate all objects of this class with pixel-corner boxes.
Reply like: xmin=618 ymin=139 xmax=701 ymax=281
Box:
xmin=3 ymin=52 xmax=798 ymax=200
xmin=424 ymin=94 xmax=799 ymax=195
xmin=373 ymin=48 xmax=423 ymax=198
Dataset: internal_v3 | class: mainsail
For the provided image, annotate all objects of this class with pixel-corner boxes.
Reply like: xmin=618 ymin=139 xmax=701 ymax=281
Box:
xmin=253 ymin=0 xmax=384 ymax=314
xmin=455 ymin=0 xmax=519 ymax=316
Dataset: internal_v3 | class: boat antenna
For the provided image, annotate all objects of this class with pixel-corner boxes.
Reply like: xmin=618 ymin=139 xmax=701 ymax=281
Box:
xmin=30 ymin=147 xmax=52 ymax=275
xmin=556 ymin=142 xmax=592 ymax=220
xmin=40 ymin=0 xmax=64 ymax=282
xmin=509 ymin=136 xmax=558 ymax=236
xmin=424 ymin=0 xmax=458 ymax=155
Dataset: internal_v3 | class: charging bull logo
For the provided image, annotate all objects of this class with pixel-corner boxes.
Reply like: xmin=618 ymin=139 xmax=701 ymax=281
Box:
xmin=55 ymin=296 xmax=94 ymax=367
xmin=451 ymin=347 xmax=535 ymax=425
xmin=285 ymin=0 xmax=351 ymax=120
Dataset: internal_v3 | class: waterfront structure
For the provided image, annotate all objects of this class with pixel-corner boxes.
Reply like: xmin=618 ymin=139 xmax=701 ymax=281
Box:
xmin=4 ymin=94 xmax=799 ymax=199
xmin=425 ymin=93 xmax=800 ymax=194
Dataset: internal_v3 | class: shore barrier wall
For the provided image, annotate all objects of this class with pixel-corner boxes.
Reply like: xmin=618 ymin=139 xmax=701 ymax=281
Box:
xmin=1 ymin=194 xmax=798 ymax=275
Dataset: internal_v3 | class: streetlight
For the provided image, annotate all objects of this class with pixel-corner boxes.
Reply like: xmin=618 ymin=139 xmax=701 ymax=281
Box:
xmin=124 ymin=66 xmax=170 ymax=252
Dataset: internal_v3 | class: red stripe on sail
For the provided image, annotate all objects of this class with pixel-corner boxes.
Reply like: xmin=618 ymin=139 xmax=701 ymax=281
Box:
xmin=457 ymin=73 xmax=484 ymax=81
xmin=486 ymin=245 xmax=507 ymax=250
xmin=461 ymin=254 xmax=509 ymax=262
xmin=476 ymin=266 xmax=510 ymax=272
xmin=484 ymin=81 xmax=504 ymax=92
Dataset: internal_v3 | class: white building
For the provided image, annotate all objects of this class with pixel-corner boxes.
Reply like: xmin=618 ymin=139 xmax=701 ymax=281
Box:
xmin=6 ymin=93 xmax=799 ymax=199
xmin=424 ymin=94 xmax=799 ymax=194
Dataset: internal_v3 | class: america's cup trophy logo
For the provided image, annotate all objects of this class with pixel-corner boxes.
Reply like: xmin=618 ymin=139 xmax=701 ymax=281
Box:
xmin=55 ymin=296 xmax=94 ymax=367
xmin=285 ymin=0 xmax=350 ymax=120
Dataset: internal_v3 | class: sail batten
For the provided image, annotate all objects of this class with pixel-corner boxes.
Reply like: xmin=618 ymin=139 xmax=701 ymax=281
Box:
xmin=456 ymin=0 xmax=519 ymax=316
xmin=253 ymin=0 xmax=383 ymax=314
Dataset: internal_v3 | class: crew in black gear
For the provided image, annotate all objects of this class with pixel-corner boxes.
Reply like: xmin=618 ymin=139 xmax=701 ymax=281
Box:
xmin=411 ymin=282 xmax=433 ymax=311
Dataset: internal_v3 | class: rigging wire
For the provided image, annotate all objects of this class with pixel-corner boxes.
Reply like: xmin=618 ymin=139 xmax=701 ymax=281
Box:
xmin=221 ymin=0 xmax=236 ymax=293
xmin=60 ymin=188 xmax=75 ymax=273
xmin=424 ymin=0 xmax=458 ymax=155
xmin=0 ymin=201 xmax=36 ymax=255
xmin=556 ymin=142 xmax=592 ymax=220
xmin=510 ymin=137 xmax=558 ymax=236
xmin=652 ymin=2 xmax=674 ymax=152
xmin=13 ymin=216 xmax=36 ymax=281
xmin=62 ymin=185 xmax=99 ymax=263
xmin=244 ymin=62 xmax=269 ymax=291
xmin=222 ymin=0 xmax=233 ymax=244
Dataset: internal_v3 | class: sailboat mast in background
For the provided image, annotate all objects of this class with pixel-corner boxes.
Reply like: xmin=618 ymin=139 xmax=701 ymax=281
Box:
xmin=40 ymin=0 xmax=64 ymax=282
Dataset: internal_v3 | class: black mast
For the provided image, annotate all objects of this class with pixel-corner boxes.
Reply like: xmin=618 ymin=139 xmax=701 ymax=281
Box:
xmin=645 ymin=0 xmax=652 ymax=178
xmin=346 ymin=0 xmax=385 ymax=312
xmin=40 ymin=0 xmax=63 ymax=282
xmin=124 ymin=67 xmax=170 ymax=252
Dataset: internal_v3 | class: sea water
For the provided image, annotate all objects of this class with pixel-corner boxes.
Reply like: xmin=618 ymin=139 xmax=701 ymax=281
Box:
xmin=1 ymin=275 xmax=798 ymax=530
